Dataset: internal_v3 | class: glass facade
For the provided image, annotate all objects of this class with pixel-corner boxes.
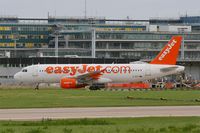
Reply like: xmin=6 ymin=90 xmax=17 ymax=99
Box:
xmin=0 ymin=24 xmax=50 ymax=49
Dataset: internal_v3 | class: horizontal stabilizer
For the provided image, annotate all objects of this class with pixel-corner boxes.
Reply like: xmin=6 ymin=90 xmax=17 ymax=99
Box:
xmin=160 ymin=66 xmax=178 ymax=72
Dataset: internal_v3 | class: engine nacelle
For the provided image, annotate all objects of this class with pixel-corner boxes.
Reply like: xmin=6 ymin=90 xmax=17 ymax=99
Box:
xmin=60 ymin=78 xmax=86 ymax=89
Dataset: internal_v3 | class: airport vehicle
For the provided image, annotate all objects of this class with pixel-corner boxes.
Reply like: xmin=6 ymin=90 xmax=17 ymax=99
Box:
xmin=14 ymin=36 xmax=184 ymax=89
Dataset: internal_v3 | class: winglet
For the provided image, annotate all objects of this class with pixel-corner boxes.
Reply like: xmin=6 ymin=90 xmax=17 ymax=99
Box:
xmin=150 ymin=36 xmax=182 ymax=65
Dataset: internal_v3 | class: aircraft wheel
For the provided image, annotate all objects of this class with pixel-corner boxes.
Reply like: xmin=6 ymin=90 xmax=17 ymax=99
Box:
xmin=89 ymin=86 xmax=100 ymax=90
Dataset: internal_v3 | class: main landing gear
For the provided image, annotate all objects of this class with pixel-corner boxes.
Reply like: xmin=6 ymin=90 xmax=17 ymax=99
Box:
xmin=89 ymin=83 xmax=106 ymax=90
xmin=35 ymin=83 xmax=39 ymax=90
xmin=89 ymin=86 xmax=100 ymax=90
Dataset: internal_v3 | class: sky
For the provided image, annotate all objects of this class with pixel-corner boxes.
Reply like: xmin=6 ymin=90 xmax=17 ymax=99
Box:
xmin=0 ymin=0 xmax=199 ymax=19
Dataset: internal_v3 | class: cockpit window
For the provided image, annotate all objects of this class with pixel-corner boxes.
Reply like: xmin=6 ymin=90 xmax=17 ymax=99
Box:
xmin=22 ymin=69 xmax=28 ymax=72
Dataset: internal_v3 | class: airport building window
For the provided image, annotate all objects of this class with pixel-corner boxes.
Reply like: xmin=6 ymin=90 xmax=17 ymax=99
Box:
xmin=121 ymin=43 xmax=133 ymax=49
xmin=108 ymin=43 xmax=120 ymax=49
xmin=96 ymin=42 xmax=107 ymax=49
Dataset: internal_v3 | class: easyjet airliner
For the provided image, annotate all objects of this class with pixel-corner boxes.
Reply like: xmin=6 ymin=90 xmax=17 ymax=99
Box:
xmin=14 ymin=36 xmax=184 ymax=89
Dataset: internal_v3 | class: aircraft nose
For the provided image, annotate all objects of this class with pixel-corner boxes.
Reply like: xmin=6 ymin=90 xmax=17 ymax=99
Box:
xmin=14 ymin=73 xmax=21 ymax=81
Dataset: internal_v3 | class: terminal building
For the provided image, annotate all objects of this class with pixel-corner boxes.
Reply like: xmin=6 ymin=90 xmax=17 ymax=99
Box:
xmin=0 ymin=16 xmax=200 ymax=59
xmin=0 ymin=15 xmax=199 ymax=84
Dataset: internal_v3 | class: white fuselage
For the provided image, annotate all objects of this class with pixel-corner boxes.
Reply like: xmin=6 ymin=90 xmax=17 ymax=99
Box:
xmin=14 ymin=64 xmax=184 ymax=84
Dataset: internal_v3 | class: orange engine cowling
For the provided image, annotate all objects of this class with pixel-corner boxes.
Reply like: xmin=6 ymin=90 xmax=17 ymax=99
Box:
xmin=60 ymin=78 xmax=86 ymax=89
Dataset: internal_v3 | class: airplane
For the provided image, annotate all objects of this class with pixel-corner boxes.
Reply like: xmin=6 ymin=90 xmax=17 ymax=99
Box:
xmin=14 ymin=36 xmax=185 ymax=90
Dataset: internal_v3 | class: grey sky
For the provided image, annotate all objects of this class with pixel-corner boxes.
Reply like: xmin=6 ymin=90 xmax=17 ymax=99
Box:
xmin=0 ymin=0 xmax=199 ymax=19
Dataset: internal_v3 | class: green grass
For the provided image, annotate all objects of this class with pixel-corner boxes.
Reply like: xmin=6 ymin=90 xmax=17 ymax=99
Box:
xmin=0 ymin=89 xmax=200 ymax=108
xmin=0 ymin=117 xmax=200 ymax=133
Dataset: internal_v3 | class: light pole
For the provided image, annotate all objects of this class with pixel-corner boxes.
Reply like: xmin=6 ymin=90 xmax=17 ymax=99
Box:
xmin=91 ymin=28 xmax=96 ymax=58
xmin=50 ymin=32 xmax=62 ymax=57
xmin=50 ymin=25 xmax=63 ymax=57
xmin=84 ymin=0 xmax=87 ymax=19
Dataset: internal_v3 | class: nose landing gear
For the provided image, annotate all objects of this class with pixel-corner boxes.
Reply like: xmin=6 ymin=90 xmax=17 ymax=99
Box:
xmin=35 ymin=83 xmax=39 ymax=90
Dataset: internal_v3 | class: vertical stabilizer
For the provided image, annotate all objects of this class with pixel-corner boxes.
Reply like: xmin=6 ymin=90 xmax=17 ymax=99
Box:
xmin=150 ymin=36 xmax=182 ymax=65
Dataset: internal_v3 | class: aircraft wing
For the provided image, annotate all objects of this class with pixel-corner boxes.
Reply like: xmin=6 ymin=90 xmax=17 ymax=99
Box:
xmin=66 ymin=68 xmax=106 ymax=84
xmin=160 ymin=66 xmax=179 ymax=72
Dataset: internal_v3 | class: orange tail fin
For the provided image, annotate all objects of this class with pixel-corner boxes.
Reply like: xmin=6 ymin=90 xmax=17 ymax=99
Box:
xmin=150 ymin=36 xmax=182 ymax=65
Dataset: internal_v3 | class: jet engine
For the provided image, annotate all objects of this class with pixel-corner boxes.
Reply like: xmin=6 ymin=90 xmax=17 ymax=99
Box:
xmin=60 ymin=78 xmax=85 ymax=89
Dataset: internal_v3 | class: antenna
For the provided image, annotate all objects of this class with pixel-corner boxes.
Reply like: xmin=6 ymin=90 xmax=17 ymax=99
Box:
xmin=54 ymin=10 xmax=57 ymax=17
xmin=84 ymin=0 xmax=87 ymax=18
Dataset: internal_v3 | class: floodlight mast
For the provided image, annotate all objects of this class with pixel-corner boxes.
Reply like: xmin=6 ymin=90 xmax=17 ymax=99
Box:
xmin=91 ymin=28 xmax=96 ymax=58
xmin=51 ymin=24 xmax=65 ymax=57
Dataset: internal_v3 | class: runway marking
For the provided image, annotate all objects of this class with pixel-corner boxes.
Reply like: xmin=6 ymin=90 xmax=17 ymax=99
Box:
xmin=0 ymin=106 xmax=200 ymax=120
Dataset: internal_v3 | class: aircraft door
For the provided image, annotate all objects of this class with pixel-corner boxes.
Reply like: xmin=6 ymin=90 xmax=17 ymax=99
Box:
xmin=32 ymin=67 xmax=39 ymax=77
xmin=145 ymin=65 xmax=151 ymax=76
